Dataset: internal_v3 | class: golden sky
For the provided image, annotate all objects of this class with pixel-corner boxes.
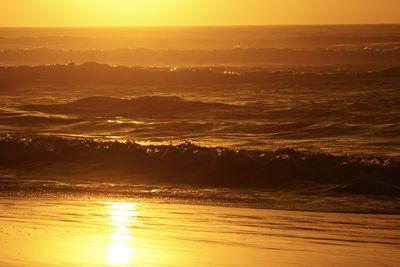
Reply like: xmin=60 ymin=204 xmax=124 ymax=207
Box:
xmin=2 ymin=0 xmax=400 ymax=26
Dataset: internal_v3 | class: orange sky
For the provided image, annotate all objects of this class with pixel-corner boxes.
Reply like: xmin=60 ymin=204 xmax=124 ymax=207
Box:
xmin=1 ymin=0 xmax=400 ymax=27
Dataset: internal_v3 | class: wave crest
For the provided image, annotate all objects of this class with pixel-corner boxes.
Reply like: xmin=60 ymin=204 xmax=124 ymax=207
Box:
xmin=1 ymin=135 xmax=399 ymax=196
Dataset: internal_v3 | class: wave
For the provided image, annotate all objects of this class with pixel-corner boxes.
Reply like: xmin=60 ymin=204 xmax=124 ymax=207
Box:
xmin=19 ymin=96 xmax=395 ymax=139
xmin=0 ymin=135 xmax=399 ymax=196
xmin=1 ymin=62 xmax=400 ymax=86
xmin=1 ymin=47 xmax=400 ymax=65
xmin=22 ymin=96 xmax=239 ymax=119
xmin=1 ymin=25 xmax=400 ymax=50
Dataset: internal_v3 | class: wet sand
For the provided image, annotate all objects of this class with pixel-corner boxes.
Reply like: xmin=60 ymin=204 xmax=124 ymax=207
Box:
xmin=0 ymin=197 xmax=399 ymax=267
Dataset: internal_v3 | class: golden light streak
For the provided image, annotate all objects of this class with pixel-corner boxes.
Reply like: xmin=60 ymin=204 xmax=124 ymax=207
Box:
xmin=107 ymin=202 xmax=137 ymax=266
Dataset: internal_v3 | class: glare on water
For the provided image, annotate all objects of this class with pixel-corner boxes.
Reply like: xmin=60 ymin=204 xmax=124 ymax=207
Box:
xmin=107 ymin=202 xmax=136 ymax=266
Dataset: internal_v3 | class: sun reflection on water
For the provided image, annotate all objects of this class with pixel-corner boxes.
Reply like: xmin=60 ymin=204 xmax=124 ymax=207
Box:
xmin=107 ymin=202 xmax=136 ymax=266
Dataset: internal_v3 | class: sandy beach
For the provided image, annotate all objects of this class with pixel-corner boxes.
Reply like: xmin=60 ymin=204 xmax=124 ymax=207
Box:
xmin=0 ymin=197 xmax=399 ymax=267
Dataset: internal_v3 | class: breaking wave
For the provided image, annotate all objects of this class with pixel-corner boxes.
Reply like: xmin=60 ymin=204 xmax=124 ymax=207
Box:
xmin=0 ymin=135 xmax=399 ymax=196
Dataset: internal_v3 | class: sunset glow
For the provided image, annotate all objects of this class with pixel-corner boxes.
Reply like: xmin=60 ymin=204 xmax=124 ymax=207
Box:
xmin=2 ymin=0 xmax=400 ymax=26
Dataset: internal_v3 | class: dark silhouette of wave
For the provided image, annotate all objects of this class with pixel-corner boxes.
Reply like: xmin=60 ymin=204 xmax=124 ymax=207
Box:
xmin=1 ymin=47 xmax=400 ymax=65
xmin=22 ymin=96 xmax=238 ymax=119
xmin=1 ymin=135 xmax=399 ymax=196
xmin=374 ymin=66 xmax=400 ymax=77
xmin=1 ymin=62 xmax=399 ymax=86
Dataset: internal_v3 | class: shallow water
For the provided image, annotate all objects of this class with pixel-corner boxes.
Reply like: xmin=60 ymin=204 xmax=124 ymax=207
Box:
xmin=0 ymin=197 xmax=399 ymax=267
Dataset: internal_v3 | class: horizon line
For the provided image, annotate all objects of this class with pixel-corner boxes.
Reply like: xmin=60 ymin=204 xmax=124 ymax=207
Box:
xmin=1 ymin=22 xmax=400 ymax=28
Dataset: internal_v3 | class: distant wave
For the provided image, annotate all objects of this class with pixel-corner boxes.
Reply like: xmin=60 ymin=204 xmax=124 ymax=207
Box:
xmin=1 ymin=47 xmax=400 ymax=65
xmin=1 ymin=62 xmax=400 ymax=86
xmin=0 ymin=135 xmax=399 ymax=196
xmin=1 ymin=25 xmax=400 ymax=51
xmin=22 ymin=96 xmax=239 ymax=119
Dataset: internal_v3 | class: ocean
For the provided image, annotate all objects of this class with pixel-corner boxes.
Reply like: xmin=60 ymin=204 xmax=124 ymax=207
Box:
xmin=0 ymin=25 xmax=399 ymax=266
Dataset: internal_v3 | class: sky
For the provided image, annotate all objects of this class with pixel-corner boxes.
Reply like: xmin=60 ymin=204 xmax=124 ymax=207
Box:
xmin=1 ymin=0 xmax=400 ymax=27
